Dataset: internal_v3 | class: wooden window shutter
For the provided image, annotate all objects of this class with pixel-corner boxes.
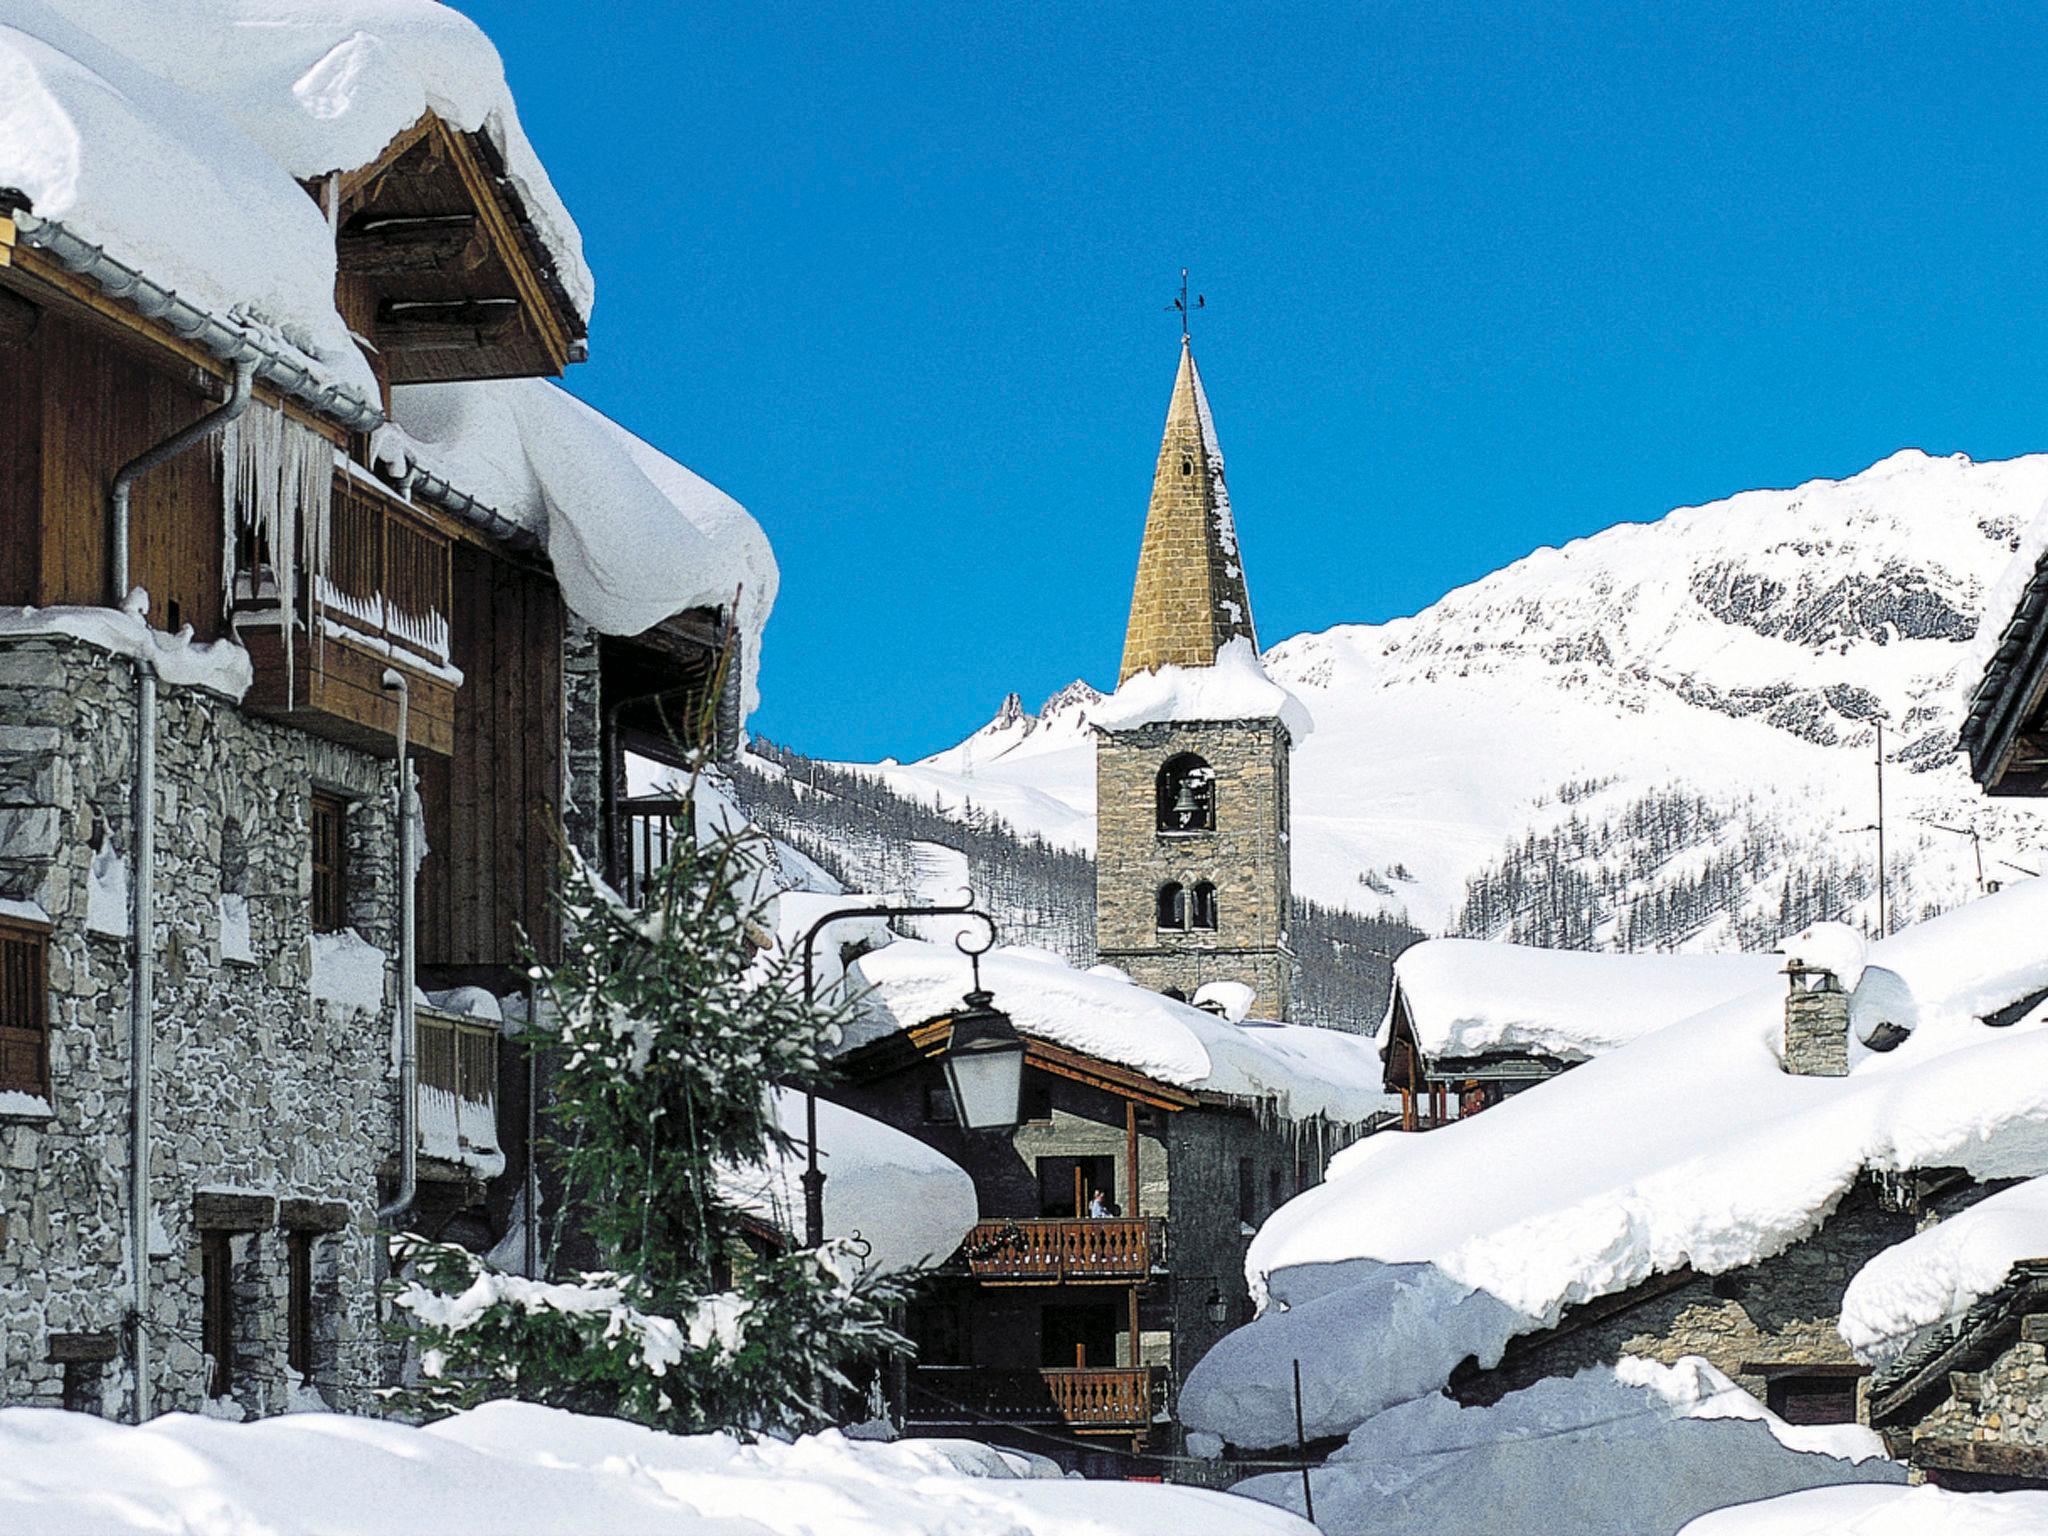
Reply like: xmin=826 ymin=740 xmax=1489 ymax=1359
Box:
xmin=310 ymin=793 xmax=347 ymax=934
xmin=0 ymin=917 xmax=50 ymax=1099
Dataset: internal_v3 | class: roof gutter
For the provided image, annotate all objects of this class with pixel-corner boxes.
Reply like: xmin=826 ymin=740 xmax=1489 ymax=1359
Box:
xmin=10 ymin=210 xmax=539 ymax=554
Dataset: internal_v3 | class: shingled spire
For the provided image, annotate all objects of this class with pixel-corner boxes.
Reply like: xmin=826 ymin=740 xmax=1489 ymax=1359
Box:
xmin=1118 ymin=339 xmax=1259 ymax=685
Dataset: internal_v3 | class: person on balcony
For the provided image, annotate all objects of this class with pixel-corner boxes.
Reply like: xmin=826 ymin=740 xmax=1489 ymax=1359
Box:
xmin=1087 ymin=1189 xmax=1110 ymax=1219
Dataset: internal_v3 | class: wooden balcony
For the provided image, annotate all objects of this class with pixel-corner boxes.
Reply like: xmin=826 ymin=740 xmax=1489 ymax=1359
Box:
xmin=416 ymin=1007 xmax=499 ymax=1171
xmin=912 ymin=1366 xmax=1157 ymax=1432
xmin=238 ymin=476 xmax=457 ymax=757
xmin=963 ymin=1218 xmax=1163 ymax=1285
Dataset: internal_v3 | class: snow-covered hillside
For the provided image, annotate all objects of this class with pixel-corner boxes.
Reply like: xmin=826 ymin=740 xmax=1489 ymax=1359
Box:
xmin=857 ymin=450 xmax=2048 ymax=949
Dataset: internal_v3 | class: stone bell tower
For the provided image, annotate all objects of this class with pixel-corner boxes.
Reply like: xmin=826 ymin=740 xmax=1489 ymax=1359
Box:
xmin=1093 ymin=337 xmax=1295 ymax=1019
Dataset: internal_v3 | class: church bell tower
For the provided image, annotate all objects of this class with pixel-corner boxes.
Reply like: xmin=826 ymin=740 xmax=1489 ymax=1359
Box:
xmin=1093 ymin=336 xmax=1295 ymax=1019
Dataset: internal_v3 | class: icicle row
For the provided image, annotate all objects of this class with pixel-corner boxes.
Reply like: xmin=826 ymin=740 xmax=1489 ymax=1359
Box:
xmin=221 ymin=405 xmax=332 ymax=707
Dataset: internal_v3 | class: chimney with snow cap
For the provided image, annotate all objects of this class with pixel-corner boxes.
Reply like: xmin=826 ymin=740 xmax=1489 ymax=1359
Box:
xmin=1781 ymin=957 xmax=1851 ymax=1077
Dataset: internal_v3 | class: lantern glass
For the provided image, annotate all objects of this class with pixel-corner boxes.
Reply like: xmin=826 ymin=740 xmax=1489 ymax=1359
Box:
xmin=1205 ymin=1286 xmax=1228 ymax=1326
xmin=942 ymin=995 xmax=1025 ymax=1131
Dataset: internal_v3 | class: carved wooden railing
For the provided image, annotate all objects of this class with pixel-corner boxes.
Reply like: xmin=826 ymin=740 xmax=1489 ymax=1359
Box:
xmin=963 ymin=1218 xmax=1163 ymax=1283
xmin=912 ymin=1366 xmax=1156 ymax=1429
xmin=416 ymin=1007 xmax=498 ymax=1166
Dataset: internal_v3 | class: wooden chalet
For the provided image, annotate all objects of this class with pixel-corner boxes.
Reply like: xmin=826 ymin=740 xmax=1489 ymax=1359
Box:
xmin=0 ymin=44 xmax=750 ymax=1419
xmin=830 ymin=989 xmax=1368 ymax=1470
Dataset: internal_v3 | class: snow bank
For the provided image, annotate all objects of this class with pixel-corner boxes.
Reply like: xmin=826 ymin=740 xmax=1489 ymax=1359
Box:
xmin=717 ymin=1087 xmax=978 ymax=1274
xmin=1387 ymin=938 xmax=1783 ymax=1061
xmin=309 ymin=930 xmax=388 ymax=1014
xmin=391 ymin=380 xmax=778 ymax=715
xmin=848 ymin=939 xmax=1394 ymax=1124
xmin=1679 ymin=1482 xmax=2048 ymax=1535
xmin=1839 ymin=1174 xmax=2048 ymax=1365
xmin=0 ymin=1401 xmax=1313 ymax=1535
xmin=1185 ymin=880 xmax=2048 ymax=1449
xmin=1093 ymin=636 xmax=1312 ymax=740
xmin=1231 ymin=1358 xmax=1898 ymax=1536
xmin=0 ymin=600 xmax=253 ymax=699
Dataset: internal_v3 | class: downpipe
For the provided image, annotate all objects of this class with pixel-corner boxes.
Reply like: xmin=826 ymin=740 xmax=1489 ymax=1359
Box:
xmin=375 ymin=670 xmax=418 ymax=1227
xmin=111 ymin=360 xmax=254 ymax=1425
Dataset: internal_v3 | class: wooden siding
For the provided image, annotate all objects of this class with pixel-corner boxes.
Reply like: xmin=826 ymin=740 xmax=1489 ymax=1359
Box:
xmin=0 ymin=287 xmax=42 ymax=605
xmin=418 ymin=544 xmax=563 ymax=971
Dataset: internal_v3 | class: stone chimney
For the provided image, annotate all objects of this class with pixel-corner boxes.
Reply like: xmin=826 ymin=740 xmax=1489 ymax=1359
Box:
xmin=1782 ymin=959 xmax=1850 ymax=1077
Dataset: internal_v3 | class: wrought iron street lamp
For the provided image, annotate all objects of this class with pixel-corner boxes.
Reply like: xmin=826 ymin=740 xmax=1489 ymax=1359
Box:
xmin=938 ymin=930 xmax=1025 ymax=1133
xmin=798 ymin=898 xmax=997 ymax=1248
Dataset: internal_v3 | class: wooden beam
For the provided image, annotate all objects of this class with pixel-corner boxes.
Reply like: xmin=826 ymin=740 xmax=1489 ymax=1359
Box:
xmin=194 ymin=1188 xmax=278 ymax=1232
xmin=440 ymin=121 xmax=577 ymax=367
xmin=339 ymin=213 xmax=485 ymax=275
xmin=278 ymin=1197 xmax=352 ymax=1233
xmin=378 ymin=297 xmax=523 ymax=351
xmin=333 ymin=112 xmax=440 ymax=207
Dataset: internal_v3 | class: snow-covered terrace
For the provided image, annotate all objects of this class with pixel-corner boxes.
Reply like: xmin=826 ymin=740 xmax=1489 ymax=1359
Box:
xmin=845 ymin=939 xmax=1393 ymax=1126
xmin=1183 ymin=879 xmax=2048 ymax=1450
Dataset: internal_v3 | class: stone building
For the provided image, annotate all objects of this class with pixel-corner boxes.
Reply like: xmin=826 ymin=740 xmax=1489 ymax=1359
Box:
xmin=1094 ymin=339 xmax=1299 ymax=1019
xmin=0 ymin=7 xmax=768 ymax=1422
xmin=826 ymin=939 xmax=1387 ymax=1472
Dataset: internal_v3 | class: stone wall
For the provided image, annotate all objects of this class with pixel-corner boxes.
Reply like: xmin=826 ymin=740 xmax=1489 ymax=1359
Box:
xmin=1460 ymin=1178 xmax=1989 ymax=1413
xmin=0 ymin=633 xmax=401 ymax=1419
xmin=1784 ymin=975 xmax=1850 ymax=1077
xmin=1910 ymin=1327 xmax=2048 ymax=1467
xmin=560 ymin=618 xmax=603 ymax=867
xmin=1095 ymin=720 xmax=1292 ymax=1020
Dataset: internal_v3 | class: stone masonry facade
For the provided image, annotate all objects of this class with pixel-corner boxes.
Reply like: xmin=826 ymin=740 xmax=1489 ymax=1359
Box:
xmin=0 ymin=633 xmax=401 ymax=1419
xmin=1910 ymin=1326 xmax=2048 ymax=1468
xmin=1095 ymin=719 xmax=1292 ymax=1020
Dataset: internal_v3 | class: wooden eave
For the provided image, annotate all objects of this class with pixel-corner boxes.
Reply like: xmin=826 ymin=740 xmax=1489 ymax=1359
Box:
xmin=332 ymin=111 xmax=582 ymax=384
xmin=838 ymin=1019 xmax=1198 ymax=1113
xmin=0 ymin=250 xmax=346 ymax=445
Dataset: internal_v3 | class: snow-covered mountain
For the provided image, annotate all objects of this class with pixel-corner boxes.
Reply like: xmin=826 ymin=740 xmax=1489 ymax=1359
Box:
xmin=853 ymin=450 xmax=2048 ymax=950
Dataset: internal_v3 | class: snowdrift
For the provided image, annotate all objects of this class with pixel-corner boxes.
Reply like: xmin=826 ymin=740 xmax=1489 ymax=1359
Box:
xmin=0 ymin=1400 xmax=1316 ymax=1535
xmin=1679 ymin=1482 xmax=2048 ymax=1534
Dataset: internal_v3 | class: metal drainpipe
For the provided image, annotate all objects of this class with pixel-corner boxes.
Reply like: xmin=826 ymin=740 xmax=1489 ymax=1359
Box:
xmin=110 ymin=359 xmax=254 ymax=1425
xmin=375 ymin=670 xmax=418 ymax=1227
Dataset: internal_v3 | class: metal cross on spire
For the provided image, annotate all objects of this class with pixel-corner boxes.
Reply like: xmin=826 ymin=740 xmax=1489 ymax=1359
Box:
xmin=1167 ymin=267 xmax=1204 ymax=341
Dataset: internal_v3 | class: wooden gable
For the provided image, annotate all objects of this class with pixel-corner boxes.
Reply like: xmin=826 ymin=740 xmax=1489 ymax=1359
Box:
xmin=838 ymin=1016 xmax=1199 ymax=1114
xmin=329 ymin=112 xmax=584 ymax=392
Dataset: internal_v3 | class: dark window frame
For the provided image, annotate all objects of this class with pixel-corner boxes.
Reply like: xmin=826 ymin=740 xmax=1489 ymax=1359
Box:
xmin=1156 ymin=881 xmax=1187 ymax=931
xmin=201 ymin=1231 xmax=234 ymax=1400
xmin=1189 ymin=880 xmax=1218 ymax=931
xmin=310 ymin=792 xmax=348 ymax=934
xmin=1237 ymin=1157 xmax=1255 ymax=1224
xmin=287 ymin=1231 xmax=315 ymax=1384
xmin=1155 ymin=754 xmax=1215 ymax=834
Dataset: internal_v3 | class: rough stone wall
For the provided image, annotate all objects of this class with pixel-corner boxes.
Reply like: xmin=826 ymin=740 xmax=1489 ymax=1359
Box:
xmin=1912 ymin=1328 xmax=2048 ymax=1454
xmin=0 ymin=634 xmax=399 ymax=1419
xmin=1463 ymin=1179 xmax=1989 ymax=1412
xmin=1118 ymin=345 xmax=1257 ymax=683
xmin=559 ymin=618 xmax=603 ymax=867
xmin=1095 ymin=720 xmax=1292 ymax=1019
xmin=1785 ymin=980 xmax=1851 ymax=1077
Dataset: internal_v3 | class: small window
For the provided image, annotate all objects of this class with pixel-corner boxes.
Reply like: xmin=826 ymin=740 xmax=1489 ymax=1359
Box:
xmin=1237 ymin=1157 xmax=1255 ymax=1224
xmin=1763 ymin=1372 xmax=1860 ymax=1425
xmin=1190 ymin=881 xmax=1218 ymax=931
xmin=287 ymin=1232 xmax=315 ymax=1385
xmin=0 ymin=918 xmax=50 ymax=1100
xmin=310 ymin=793 xmax=347 ymax=934
xmin=1156 ymin=882 xmax=1187 ymax=930
xmin=1181 ymin=458 xmax=1193 ymax=476
xmin=1156 ymin=755 xmax=1214 ymax=833
xmin=201 ymin=1231 xmax=235 ymax=1399
xmin=923 ymin=1081 xmax=956 ymax=1124
xmin=1268 ymin=1167 xmax=1284 ymax=1213
xmin=1023 ymin=1076 xmax=1054 ymax=1123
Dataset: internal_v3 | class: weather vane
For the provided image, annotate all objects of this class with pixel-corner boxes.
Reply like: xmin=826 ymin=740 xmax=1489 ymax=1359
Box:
xmin=1167 ymin=267 xmax=1204 ymax=341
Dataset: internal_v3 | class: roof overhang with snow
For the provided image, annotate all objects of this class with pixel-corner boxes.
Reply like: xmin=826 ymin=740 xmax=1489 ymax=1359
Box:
xmin=836 ymin=1014 xmax=1202 ymax=1114
xmin=1960 ymin=543 xmax=2048 ymax=794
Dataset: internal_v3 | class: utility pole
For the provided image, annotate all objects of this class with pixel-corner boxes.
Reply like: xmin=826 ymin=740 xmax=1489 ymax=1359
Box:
xmin=1874 ymin=721 xmax=1887 ymax=939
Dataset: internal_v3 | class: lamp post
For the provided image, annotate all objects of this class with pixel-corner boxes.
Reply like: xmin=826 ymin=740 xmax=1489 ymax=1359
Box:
xmin=936 ymin=929 xmax=1025 ymax=1133
xmin=797 ymin=899 xmax=998 ymax=1248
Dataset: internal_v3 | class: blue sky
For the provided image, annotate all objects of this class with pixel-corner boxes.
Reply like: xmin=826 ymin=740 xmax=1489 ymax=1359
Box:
xmin=468 ymin=1 xmax=2048 ymax=762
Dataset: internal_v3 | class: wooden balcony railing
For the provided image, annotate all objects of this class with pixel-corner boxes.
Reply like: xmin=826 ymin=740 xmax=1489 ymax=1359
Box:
xmin=912 ymin=1366 xmax=1156 ymax=1431
xmin=963 ymin=1218 xmax=1164 ymax=1284
xmin=416 ymin=1008 xmax=499 ymax=1170
xmin=614 ymin=795 xmax=687 ymax=906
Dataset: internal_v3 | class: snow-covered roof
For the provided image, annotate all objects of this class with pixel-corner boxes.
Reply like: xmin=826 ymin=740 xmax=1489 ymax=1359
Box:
xmin=1839 ymin=1173 xmax=2048 ymax=1367
xmin=1183 ymin=879 xmax=2048 ymax=1449
xmin=717 ymin=1088 xmax=977 ymax=1275
xmin=1388 ymin=938 xmax=1784 ymax=1064
xmin=389 ymin=380 xmax=778 ymax=711
xmin=1092 ymin=636 xmax=1312 ymax=740
xmin=2 ymin=2 xmax=591 ymax=406
xmin=845 ymin=940 xmax=1393 ymax=1125
xmin=1680 ymin=1484 xmax=2048 ymax=1535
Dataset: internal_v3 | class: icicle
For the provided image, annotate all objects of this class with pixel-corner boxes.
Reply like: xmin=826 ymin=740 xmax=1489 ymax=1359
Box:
xmin=221 ymin=404 xmax=332 ymax=708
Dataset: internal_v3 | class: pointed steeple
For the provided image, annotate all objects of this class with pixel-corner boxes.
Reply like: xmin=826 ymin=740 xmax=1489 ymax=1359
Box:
xmin=1118 ymin=339 xmax=1258 ymax=685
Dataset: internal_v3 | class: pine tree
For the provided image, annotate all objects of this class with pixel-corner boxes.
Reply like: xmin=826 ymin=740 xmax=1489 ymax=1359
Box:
xmin=390 ymin=810 xmax=911 ymax=1434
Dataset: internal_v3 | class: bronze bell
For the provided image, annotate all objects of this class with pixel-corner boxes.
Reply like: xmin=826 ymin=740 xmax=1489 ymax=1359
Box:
xmin=1172 ymin=781 xmax=1200 ymax=823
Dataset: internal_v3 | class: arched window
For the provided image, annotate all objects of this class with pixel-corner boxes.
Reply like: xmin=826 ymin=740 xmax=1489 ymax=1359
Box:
xmin=1156 ymin=882 xmax=1187 ymax=930
xmin=1156 ymin=755 xmax=1215 ymax=833
xmin=1190 ymin=881 xmax=1218 ymax=931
